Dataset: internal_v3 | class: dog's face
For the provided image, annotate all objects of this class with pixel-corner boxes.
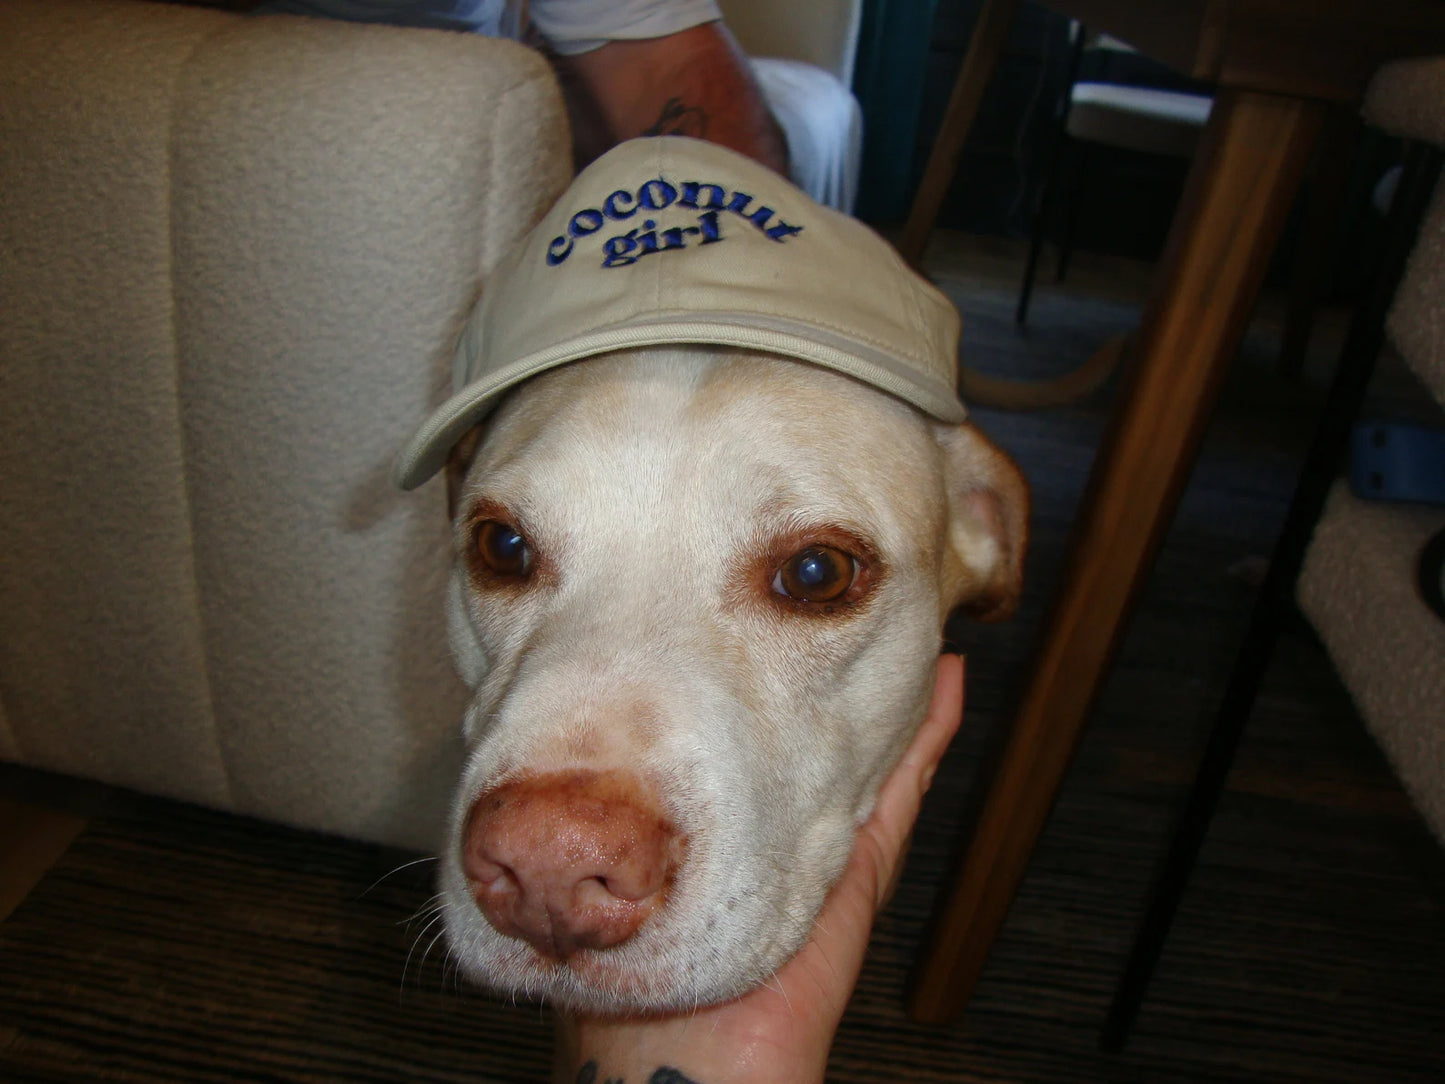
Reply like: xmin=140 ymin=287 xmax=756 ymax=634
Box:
xmin=438 ymin=346 xmax=1026 ymax=1013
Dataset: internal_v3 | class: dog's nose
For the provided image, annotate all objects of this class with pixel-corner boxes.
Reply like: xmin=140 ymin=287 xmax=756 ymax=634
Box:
xmin=462 ymin=770 xmax=684 ymax=959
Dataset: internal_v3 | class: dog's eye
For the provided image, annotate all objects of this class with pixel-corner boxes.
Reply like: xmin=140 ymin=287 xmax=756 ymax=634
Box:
xmin=475 ymin=520 xmax=532 ymax=578
xmin=773 ymin=545 xmax=857 ymax=604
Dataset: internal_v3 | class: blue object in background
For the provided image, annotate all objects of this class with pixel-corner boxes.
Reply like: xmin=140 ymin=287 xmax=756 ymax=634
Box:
xmin=1350 ymin=420 xmax=1445 ymax=506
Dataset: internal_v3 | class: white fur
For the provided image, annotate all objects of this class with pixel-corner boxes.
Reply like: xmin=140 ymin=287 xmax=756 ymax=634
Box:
xmin=438 ymin=347 xmax=1024 ymax=1013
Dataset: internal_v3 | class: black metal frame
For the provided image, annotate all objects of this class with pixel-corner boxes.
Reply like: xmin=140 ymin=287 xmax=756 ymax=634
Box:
xmin=1016 ymin=21 xmax=1088 ymax=325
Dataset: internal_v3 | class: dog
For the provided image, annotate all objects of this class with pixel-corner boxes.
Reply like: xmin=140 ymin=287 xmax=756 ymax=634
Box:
xmin=394 ymin=138 xmax=1028 ymax=1015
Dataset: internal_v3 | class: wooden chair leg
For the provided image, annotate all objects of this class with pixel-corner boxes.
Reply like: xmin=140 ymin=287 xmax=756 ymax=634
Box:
xmin=1100 ymin=139 xmax=1443 ymax=1052
xmin=908 ymin=87 xmax=1326 ymax=1025
xmin=898 ymin=0 xmax=1019 ymax=269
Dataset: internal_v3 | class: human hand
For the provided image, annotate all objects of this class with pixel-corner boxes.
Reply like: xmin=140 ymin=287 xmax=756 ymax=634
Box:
xmin=554 ymin=653 xmax=967 ymax=1084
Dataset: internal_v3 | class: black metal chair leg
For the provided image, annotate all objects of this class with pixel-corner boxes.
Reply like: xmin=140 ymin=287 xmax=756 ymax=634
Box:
xmin=1017 ymin=22 xmax=1087 ymax=325
xmin=1099 ymin=139 xmax=1443 ymax=1054
xmin=1016 ymin=146 xmax=1062 ymax=325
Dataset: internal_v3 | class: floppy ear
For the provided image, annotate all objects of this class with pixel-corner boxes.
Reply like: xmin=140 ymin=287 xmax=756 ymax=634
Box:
xmin=445 ymin=425 xmax=486 ymax=521
xmin=935 ymin=422 xmax=1030 ymax=622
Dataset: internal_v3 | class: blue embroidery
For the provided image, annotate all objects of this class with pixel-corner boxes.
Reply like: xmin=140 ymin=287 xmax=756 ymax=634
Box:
xmin=677 ymin=181 xmax=727 ymax=211
xmin=547 ymin=207 xmax=608 ymax=266
xmin=637 ymin=179 xmax=677 ymax=211
xmin=602 ymin=188 xmax=638 ymax=220
xmin=547 ymin=174 xmax=803 ymax=269
xmin=569 ymin=209 xmax=604 ymax=236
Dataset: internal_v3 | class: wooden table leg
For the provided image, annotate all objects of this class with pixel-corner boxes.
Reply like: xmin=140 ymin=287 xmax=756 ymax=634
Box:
xmin=898 ymin=0 xmax=1019 ymax=268
xmin=908 ymin=87 xmax=1326 ymax=1025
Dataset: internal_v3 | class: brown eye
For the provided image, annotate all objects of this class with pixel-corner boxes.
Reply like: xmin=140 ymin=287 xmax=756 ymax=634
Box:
xmin=475 ymin=520 xmax=532 ymax=578
xmin=773 ymin=545 xmax=857 ymax=603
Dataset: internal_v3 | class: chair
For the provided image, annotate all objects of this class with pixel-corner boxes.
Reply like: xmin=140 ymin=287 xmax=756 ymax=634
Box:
xmin=1100 ymin=54 xmax=1445 ymax=1048
xmin=1017 ymin=25 xmax=1212 ymax=325
xmin=1298 ymin=56 xmax=1445 ymax=839
xmin=0 ymin=0 xmax=571 ymax=853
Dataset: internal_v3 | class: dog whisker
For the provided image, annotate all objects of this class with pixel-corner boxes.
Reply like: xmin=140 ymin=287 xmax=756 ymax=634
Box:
xmin=402 ymin=911 xmax=448 ymax=990
xmin=361 ymin=854 xmax=438 ymax=900
xmin=419 ymin=927 xmax=450 ymax=989
xmin=399 ymin=892 xmax=447 ymax=929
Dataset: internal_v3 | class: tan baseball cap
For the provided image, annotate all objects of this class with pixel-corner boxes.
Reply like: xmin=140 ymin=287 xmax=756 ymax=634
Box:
xmin=394 ymin=136 xmax=966 ymax=490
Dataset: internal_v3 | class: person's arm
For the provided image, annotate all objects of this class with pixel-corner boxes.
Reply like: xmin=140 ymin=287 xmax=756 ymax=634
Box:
xmin=547 ymin=20 xmax=788 ymax=174
xmin=551 ymin=654 xmax=968 ymax=1084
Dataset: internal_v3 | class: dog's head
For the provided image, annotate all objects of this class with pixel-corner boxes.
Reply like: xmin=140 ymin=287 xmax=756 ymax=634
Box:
xmin=395 ymin=139 xmax=1028 ymax=1013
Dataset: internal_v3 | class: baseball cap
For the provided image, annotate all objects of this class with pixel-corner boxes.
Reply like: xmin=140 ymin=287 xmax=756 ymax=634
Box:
xmin=393 ymin=136 xmax=966 ymax=490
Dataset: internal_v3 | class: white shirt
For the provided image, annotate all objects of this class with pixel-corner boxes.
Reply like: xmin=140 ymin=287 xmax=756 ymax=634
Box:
xmin=260 ymin=0 xmax=722 ymax=54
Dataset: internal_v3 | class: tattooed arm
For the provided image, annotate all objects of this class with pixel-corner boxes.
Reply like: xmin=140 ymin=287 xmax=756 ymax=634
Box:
xmin=551 ymin=657 xmax=968 ymax=1084
xmin=546 ymin=21 xmax=788 ymax=174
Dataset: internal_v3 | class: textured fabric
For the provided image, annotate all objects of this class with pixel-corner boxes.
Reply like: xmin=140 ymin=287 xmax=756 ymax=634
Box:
xmin=1364 ymin=56 xmax=1445 ymax=147
xmin=1299 ymin=483 xmax=1445 ymax=843
xmin=0 ymin=695 xmax=18 ymax=764
xmin=1363 ymin=58 xmax=1445 ymax=401
xmin=0 ymin=0 xmax=571 ymax=850
xmin=0 ymin=0 xmax=235 ymax=812
xmin=395 ymin=136 xmax=964 ymax=489
xmin=1301 ymin=56 xmax=1445 ymax=847
xmin=258 ymin=0 xmax=508 ymax=34
xmin=1386 ymin=174 xmax=1445 ymax=403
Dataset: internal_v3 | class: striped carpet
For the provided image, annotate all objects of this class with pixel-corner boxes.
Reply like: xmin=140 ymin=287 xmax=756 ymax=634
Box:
xmin=3 ymin=253 xmax=1444 ymax=1082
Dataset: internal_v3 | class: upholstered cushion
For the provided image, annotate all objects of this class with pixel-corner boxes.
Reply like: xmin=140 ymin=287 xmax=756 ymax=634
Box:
xmin=0 ymin=0 xmax=570 ymax=850
xmin=1299 ymin=483 xmax=1445 ymax=843
xmin=1365 ymin=58 xmax=1445 ymax=402
xmin=1387 ymin=174 xmax=1445 ymax=403
xmin=1364 ymin=56 xmax=1445 ymax=147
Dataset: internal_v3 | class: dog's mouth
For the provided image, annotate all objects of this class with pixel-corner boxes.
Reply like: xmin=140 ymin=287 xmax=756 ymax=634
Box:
xmin=502 ymin=941 xmax=699 ymax=1010
xmin=446 ymin=906 xmax=791 ymax=1015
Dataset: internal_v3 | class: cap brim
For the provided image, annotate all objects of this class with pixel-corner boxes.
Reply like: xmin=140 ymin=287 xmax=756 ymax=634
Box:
xmin=392 ymin=314 xmax=966 ymax=490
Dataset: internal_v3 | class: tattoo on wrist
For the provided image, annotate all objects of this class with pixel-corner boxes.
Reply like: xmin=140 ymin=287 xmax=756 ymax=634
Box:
xmin=577 ymin=1059 xmax=703 ymax=1084
xmin=641 ymin=97 xmax=709 ymax=139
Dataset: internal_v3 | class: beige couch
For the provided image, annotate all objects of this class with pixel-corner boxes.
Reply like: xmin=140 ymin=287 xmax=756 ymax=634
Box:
xmin=0 ymin=0 xmax=571 ymax=851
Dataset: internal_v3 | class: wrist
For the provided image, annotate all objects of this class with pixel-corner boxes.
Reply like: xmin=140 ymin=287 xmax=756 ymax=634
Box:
xmin=554 ymin=1012 xmax=827 ymax=1084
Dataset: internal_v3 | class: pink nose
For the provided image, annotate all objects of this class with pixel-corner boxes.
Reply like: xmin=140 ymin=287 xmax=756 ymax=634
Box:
xmin=462 ymin=770 xmax=685 ymax=959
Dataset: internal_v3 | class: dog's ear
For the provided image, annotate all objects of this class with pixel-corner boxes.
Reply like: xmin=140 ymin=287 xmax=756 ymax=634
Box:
xmin=445 ymin=426 xmax=486 ymax=520
xmin=935 ymin=423 xmax=1029 ymax=622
